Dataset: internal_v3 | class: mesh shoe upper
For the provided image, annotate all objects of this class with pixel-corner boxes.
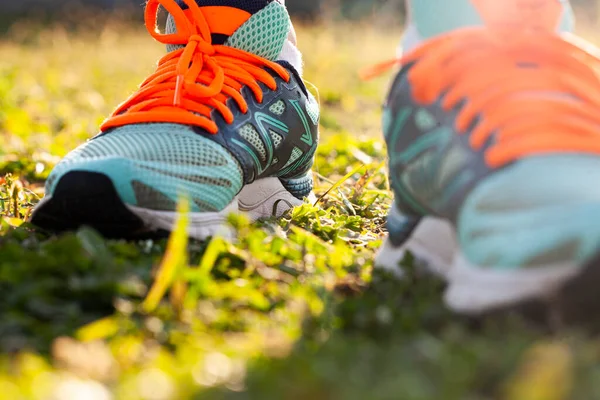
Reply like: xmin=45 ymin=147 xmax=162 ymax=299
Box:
xmin=47 ymin=124 xmax=243 ymax=212
xmin=458 ymin=155 xmax=600 ymax=269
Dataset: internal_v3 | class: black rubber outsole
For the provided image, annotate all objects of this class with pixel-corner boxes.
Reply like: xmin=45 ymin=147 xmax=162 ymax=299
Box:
xmin=31 ymin=171 xmax=168 ymax=239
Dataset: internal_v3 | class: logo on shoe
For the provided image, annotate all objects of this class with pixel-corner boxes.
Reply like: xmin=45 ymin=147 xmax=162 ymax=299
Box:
xmin=251 ymin=112 xmax=290 ymax=174
xmin=290 ymin=100 xmax=314 ymax=146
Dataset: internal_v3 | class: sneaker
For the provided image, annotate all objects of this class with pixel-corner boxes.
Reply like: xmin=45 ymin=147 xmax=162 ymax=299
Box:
xmin=32 ymin=0 xmax=319 ymax=239
xmin=374 ymin=27 xmax=600 ymax=315
xmin=401 ymin=0 xmax=574 ymax=53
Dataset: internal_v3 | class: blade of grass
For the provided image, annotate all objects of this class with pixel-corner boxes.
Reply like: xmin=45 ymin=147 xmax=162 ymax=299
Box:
xmin=76 ymin=316 xmax=120 ymax=342
xmin=198 ymin=237 xmax=226 ymax=276
xmin=314 ymin=164 xmax=365 ymax=206
xmin=142 ymin=196 xmax=190 ymax=314
xmin=504 ymin=341 xmax=573 ymax=400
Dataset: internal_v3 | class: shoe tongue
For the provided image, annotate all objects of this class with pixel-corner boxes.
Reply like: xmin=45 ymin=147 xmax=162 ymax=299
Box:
xmin=166 ymin=0 xmax=291 ymax=61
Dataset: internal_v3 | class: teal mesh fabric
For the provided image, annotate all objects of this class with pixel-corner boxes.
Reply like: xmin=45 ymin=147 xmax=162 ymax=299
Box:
xmin=269 ymin=100 xmax=286 ymax=116
xmin=226 ymin=1 xmax=290 ymax=60
xmin=410 ymin=0 xmax=574 ymax=40
xmin=458 ymin=155 xmax=600 ymax=269
xmin=305 ymin=94 xmax=320 ymax=125
xmin=47 ymin=124 xmax=244 ymax=213
xmin=165 ymin=1 xmax=291 ymax=60
xmin=165 ymin=16 xmax=181 ymax=53
xmin=270 ymin=130 xmax=283 ymax=148
xmin=239 ymin=124 xmax=267 ymax=161
xmin=282 ymin=147 xmax=302 ymax=169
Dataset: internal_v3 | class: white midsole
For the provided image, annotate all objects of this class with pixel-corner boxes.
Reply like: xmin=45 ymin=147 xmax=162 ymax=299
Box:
xmin=127 ymin=178 xmax=306 ymax=240
xmin=238 ymin=177 xmax=307 ymax=221
xmin=375 ymin=217 xmax=455 ymax=279
xmin=375 ymin=216 xmax=582 ymax=315
xmin=128 ymin=198 xmax=239 ymax=240
xmin=445 ymin=253 xmax=580 ymax=315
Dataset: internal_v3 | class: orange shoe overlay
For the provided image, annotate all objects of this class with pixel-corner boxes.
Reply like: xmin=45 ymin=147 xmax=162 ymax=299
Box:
xmin=364 ymin=28 xmax=600 ymax=169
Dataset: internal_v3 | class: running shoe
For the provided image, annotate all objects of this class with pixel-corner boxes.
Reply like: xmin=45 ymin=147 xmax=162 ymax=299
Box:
xmin=32 ymin=0 xmax=319 ymax=239
xmin=373 ymin=27 xmax=600 ymax=315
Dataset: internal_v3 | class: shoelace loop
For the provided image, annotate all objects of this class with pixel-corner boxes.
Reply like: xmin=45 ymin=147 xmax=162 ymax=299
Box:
xmin=363 ymin=28 xmax=600 ymax=168
xmin=101 ymin=0 xmax=290 ymax=134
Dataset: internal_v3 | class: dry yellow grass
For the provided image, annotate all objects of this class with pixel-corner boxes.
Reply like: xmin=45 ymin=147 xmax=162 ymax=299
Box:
xmin=0 ymin=19 xmax=399 ymax=161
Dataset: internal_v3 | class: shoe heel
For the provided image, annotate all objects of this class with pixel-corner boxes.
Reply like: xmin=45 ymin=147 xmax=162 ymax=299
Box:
xmin=386 ymin=204 xmax=421 ymax=247
xmin=375 ymin=205 xmax=421 ymax=275
xmin=376 ymin=203 xmax=456 ymax=277
xmin=279 ymin=171 xmax=314 ymax=200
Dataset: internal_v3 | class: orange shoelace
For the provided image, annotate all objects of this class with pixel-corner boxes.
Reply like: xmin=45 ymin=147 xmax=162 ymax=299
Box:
xmin=363 ymin=28 xmax=600 ymax=168
xmin=101 ymin=0 xmax=290 ymax=134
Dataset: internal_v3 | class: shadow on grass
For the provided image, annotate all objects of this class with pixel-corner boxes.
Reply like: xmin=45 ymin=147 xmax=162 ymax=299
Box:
xmin=0 ymin=225 xmax=156 ymax=353
xmin=197 ymin=261 xmax=562 ymax=400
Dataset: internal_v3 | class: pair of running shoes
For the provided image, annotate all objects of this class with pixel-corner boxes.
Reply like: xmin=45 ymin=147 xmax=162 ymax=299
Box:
xmin=30 ymin=0 xmax=600 ymax=318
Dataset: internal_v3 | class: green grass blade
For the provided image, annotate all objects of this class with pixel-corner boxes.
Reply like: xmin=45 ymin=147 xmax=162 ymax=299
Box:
xmin=142 ymin=196 xmax=190 ymax=314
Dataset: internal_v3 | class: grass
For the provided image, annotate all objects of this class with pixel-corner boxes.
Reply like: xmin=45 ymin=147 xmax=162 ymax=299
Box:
xmin=1 ymin=16 xmax=600 ymax=400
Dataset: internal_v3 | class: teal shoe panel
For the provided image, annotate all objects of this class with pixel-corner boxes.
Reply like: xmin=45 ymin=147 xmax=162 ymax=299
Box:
xmin=46 ymin=123 xmax=244 ymax=213
xmin=412 ymin=0 xmax=574 ymax=40
xmin=412 ymin=0 xmax=482 ymax=39
xmin=458 ymin=155 xmax=600 ymax=270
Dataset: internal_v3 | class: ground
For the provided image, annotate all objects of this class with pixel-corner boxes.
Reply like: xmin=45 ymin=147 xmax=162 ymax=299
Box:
xmin=1 ymin=16 xmax=600 ymax=400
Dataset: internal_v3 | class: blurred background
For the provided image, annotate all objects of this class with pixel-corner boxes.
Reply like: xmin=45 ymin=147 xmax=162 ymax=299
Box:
xmin=1 ymin=0 xmax=599 ymax=42
xmin=1 ymin=0 xmax=600 ymax=21
xmin=0 ymin=0 xmax=405 ymax=21
xmin=0 ymin=0 xmax=408 ymax=34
